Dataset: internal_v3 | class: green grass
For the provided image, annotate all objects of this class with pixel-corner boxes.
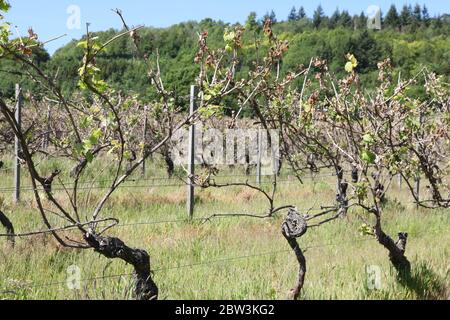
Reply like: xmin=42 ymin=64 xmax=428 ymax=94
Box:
xmin=0 ymin=157 xmax=448 ymax=300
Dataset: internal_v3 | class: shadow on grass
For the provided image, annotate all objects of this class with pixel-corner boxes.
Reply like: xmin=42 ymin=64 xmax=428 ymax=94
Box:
xmin=398 ymin=261 xmax=449 ymax=300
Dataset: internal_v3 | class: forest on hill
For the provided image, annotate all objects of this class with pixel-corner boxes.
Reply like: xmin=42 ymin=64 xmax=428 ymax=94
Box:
xmin=1 ymin=3 xmax=449 ymax=109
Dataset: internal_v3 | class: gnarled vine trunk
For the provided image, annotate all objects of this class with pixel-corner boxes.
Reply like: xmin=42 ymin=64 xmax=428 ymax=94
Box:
xmin=375 ymin=222 xmax=411 ymax=275
xmin=282 ymin=208 xmax=307 ymax=300
xmin=84 ymin=232 xmax=158 ymax=300
xmin=335 ymin=166 xmax=349 ymax=218
xmin=0 ymin=209 xmax=15 ymax=246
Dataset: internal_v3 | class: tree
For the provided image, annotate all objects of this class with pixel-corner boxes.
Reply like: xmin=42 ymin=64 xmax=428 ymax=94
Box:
xmin=0 ymin=5 xmax=250 ymax=301
xmin=245 ymin=12 xmax=259 ymax=30
xmin=0 ymin=44 xmax=51 ymax=97
xmin=0 ymin=209 xmax=14 ymax=246
xmin=400 ymin=5 xmax=413 ymax=30
xmin=413 ymin=4 xmax=422 ymax=22
xmin=313 ymin=5 xmax=325 ymax=29
xmin=1 ymin=2 xmax=449 ymax=101
xmin=288 ymin=6 xmax=297 ymax=21
xmin=276 ymin=56 xmax=449 ymax=282
xmin=298 ymin=6 xmax=306 ymax=19
xmin=269 ymin=10 xmax=277 ymax=23
xmin=385 ymin=5 xmax=400 ymax=29
xmin=355 ymin=11 xmax=368 ymax=30
xmin=432 ymin=15 xmax=443 ymax=29
xmin=262 ymin=10 xmax=277 ymax=24
xmin=411 ymin=4 xmax=422 ymax=30
xmin=339 ymin=10 xmax=352 ymax=28
xmin=350 ymin=30 xmax=382 ymax=72
xmin=422 ymin=5 xmax=430 ymax=26
xmin=329 ymin=8 xmax=340 ymax=29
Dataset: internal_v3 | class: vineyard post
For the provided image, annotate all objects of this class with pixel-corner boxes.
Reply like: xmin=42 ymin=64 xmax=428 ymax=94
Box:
xmin=43 ymin=104 xmax=51 ymax=150
xmin=256 ymin=127 xmax=262 ymax=185
xmin=141 ymin=105 xmax=148 ymax=177
xmin=414 ymin=114 xmax=423 ymax=208
xmin=187 ymin=85 xmax=197 ymax=219
xmin=414 ymin=176 xmax=420 ymax=209
xmin=13 ymin=84 xmax=23 ymax=204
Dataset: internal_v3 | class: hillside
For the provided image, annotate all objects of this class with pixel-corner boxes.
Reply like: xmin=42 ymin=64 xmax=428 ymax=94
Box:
xmin=1 ymin=5 xmax=449 ymax=104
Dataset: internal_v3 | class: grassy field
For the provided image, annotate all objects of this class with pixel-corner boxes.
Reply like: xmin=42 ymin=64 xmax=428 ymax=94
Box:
xmin=0 ymin=157 xmax=448 ymax=300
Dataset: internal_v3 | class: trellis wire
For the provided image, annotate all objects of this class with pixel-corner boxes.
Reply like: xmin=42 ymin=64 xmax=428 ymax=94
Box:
xmin=0 ymin=172 xmax=335 ymax=194
xmin=0 ymin=236 xmax=379 ymax=294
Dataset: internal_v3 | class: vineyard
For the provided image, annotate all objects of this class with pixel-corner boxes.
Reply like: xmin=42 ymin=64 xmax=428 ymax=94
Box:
xmin=0 ymin=1 xmax=449 ymax=301
xmin=0 ymin=164 xmax=448 ymax=300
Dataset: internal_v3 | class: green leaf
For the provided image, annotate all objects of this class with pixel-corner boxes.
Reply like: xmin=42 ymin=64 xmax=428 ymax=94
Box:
xmin=77 ymin=79 xmax=88 ymax=90
xmin=405 ymin=117 xmax=420 ymax=131
xmin=361 ymin=149 xmax=376 ymax=164
xmin=80 ymin=115 xmax=93 ymax=129
xmin=0 ymin=22 xmax=10 ymax=43
xmin=363 ymin=133 xmax=375 ymax=145
xmin=0 ymin=1 xmax=11 ymax=12
xmin=355 ymin=182 xmax=369 ymax=201
xmin=92 ymin=78 xmax=108 ymax=93
xmin=88 ymin=129 xmax=102 ymax=145
xmin=303 ymin=103 xmax=312 ymax=113
xmin=74 ymin=143 xmax=84 ymax=156
xmin=223 ymin=29 xmax=235 ymax=43
xmin=123 ymin=151 xmax=131 ymax=160
xmin=198 ymin=105 xmax=222 ymax=118
xmin=348 ymin=54 xmax=358 ymax=67
xmin=358 ymin=224 xmax=375 ymax=236
xmin=85 ymin=151 xmax=94 ymax=163
xmin=77 ymin=40 xmax=88 ymax=49
xmin=345 ymin=53 xmax=358 ymax=73
xmin=345 ymin=62 xmax=354 ymax=73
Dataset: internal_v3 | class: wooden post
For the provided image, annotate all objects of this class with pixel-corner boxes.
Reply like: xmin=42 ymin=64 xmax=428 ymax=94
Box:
xmin=414 ymin=176 xmax=420 ymax=209
xmin=414 ymin=113 xmax=424 ymax=208
xmin=187 ymin=86 xmax=197 ymax=220
xmin=43 ymin=104 xmax=51 ymax=150
xmin=141 ymin=106 xmax=148 ymax=177
xmin=13 ymin=84 xmax=23 ymax=204
xmin=256 ymin=127 xmax=262 ymax=185
xmin=398 ymin=174 xmax=402 ymax=190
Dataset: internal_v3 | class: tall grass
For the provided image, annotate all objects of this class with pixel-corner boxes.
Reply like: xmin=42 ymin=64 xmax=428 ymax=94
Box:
xmin=0 ymin=158 xmax=448 ymax=300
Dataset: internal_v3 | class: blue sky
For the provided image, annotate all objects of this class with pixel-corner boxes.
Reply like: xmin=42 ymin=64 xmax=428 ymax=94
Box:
xmin=4 ymin=0 xmax=449 ymax=54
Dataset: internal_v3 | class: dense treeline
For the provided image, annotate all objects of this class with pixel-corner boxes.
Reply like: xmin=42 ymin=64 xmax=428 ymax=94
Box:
xmin=0 ymin=3 xmax=449 ymax=105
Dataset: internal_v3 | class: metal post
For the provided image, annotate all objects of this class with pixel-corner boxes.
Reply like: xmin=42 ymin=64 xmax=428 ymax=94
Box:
xmin=414 ymin=113 xmax=424 ymax=208
xmin=256 ymin=127 xmax=262 ymax=185
xmin=142 ymin=106 xmax=148 ymax=177
xmin=414 ymin=176 xmax=420 ymax=209
xmin=187 ymin=86 xmax=197 ymax=219
xmin=43 ymin=104 xmax=51 ymax=150
xmin=13 ymin=84 xmax=23 ymax=204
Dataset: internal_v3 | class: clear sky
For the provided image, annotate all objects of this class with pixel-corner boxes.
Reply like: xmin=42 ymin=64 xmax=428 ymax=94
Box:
xmin=4 ymin=0 xmax=449 ymax=55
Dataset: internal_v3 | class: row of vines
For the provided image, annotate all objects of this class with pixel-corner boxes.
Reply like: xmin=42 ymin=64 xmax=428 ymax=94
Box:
xmin=0 ymin=2 xmax=449 ymax=300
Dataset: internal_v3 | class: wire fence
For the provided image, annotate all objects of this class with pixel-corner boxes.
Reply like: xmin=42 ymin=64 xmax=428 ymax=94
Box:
xmin=0 ymin=209 xmax=444 ymax=296
xmin=0 ymin=172 xmax=335 ymax=194
xmin=0 ymin=236 xmax=380 ymax=294
xmin=0 ymin=162 xmax=435 ymax=297
xmin=0 ymin=166 xmax=14 ymax=173
xmin=0 ymin=205 xmax=339 ymax=238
